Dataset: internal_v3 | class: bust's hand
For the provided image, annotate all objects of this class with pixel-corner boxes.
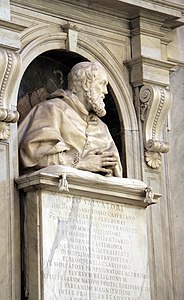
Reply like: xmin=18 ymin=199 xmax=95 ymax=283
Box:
xmin=77 ymin=149 xmax=118 ymax=176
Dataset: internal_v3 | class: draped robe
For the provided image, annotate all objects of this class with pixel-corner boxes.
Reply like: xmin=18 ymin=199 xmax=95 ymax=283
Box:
xmin=19 ymin=89 xmax=122 ymax=177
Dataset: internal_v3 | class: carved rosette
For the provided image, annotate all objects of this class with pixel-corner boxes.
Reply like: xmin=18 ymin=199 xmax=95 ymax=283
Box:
xmin=0 ymin=48 xmax=21 ymax=140
xmin=140 ymin=84 xmax=172 ymax=168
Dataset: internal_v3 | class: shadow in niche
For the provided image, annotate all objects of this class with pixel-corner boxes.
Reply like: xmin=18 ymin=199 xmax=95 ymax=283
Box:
xmin=18 ymin=50 xmax=123 ymax=162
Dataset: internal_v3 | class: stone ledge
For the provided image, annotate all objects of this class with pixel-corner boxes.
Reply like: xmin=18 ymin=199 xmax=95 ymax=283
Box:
xmin=11 ymin=0 xmax=184 ymax=29
xmin=16 ymin=165 xmax=161 ymax=207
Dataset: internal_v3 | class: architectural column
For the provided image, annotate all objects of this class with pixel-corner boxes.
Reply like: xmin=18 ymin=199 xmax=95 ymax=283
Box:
xmin=125 ymin=14 xmax=180 ymax=300
xmin=0 ymin=2 xmax=24 ymax=299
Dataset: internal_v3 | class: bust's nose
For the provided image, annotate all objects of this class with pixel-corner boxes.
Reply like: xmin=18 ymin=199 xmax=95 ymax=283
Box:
xmin=103 ymin=85 xmax=108 ymax=94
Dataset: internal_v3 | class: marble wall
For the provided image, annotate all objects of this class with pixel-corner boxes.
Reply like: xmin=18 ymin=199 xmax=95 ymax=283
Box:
xmin=42 ymin=193 xmax=150 ymax=300
xmin=0 ymin=0 xmax=10 ymax=20
xmin=0 ymin=143 xmax=11 ymax=299
xmin=0 ymin=0 xmax=184 ymax=299
xmin=170 ymin=65 xmax=184 ymax=300
xmin=17 ymin=166 xmax=153 ymax=300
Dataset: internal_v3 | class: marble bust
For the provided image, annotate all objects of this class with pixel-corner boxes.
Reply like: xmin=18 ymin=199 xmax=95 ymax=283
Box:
xmin=18 ymin=61 xmax=122 ymax=177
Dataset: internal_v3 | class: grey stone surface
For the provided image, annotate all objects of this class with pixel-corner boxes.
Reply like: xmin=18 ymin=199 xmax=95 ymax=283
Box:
xmin=170 ymin=66 xmax=184 ymax=300
xmin=17 ymin=167 xmax=154 ymax=300
xmin=42 ymin=192 xmax=150 ymax=300
xmin=0 ymin=144 xmax=11 ymax=300
xmin=0 ymin=0 xmax=10 ymax=20
xmin=0 ymin=0 xmax=183 ymax=298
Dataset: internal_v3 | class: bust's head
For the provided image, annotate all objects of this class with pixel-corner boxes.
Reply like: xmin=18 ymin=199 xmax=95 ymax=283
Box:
xmin=68 ymin=61 xmax=108 ymax=117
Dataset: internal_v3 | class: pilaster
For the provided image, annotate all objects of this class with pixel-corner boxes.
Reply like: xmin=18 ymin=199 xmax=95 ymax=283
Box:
xmin=125 ymin=15 xmax=174 ymax=173
xmin=124 ymin=14 xmax=183 ymax=300
xmin=0 ymin=3 xmax=24 ymax=299
xmin=0 ymin=17 xmax=25 ymax=140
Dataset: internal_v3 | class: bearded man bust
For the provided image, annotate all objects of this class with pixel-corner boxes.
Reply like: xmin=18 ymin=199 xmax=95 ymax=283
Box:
xmin=18 ymin=61 xmax=122 ymax=177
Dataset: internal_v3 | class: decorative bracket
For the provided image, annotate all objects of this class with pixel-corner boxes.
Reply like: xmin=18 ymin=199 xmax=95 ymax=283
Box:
xmin=140 ymin=84 xmax=172 ymax=168
xmin=62 ymin=22 xmax=80 ymax=52
xmin=0 ymin=48 xmax=21 ymax=140
xmin=0 ymin=108 xmax=19 ymax=140
xmin=58 ymin=173 xmax=69 ymax=192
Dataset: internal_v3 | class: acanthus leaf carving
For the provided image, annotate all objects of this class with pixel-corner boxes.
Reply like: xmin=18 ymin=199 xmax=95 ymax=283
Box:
xmin=0 ymin=122 xmax=10 ymax=140
xmin=140 ymin=84 xmax=172 ymax=168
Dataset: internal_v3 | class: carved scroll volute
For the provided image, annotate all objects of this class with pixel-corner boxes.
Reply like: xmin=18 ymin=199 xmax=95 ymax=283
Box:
xmin=0 ymin=48 xmax=21 ymax=140
xmin=140 ymin=84 xmax=172 ymax=168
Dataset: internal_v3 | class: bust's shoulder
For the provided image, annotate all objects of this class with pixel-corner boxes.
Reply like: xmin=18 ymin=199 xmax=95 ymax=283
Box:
xmin=47 ymin=88 xmax=66 ymax=100
xmin=36 ymin=93 xmax=68 ymax=110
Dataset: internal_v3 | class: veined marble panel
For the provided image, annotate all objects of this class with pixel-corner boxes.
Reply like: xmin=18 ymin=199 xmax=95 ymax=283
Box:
xmin=17 ymin=162 xmax=157 ymax=299
xmin=0 ymin=0 xmax=10 ymax=20
xmin=42 ymin=191 xmax=150 ymax=300
xmin=0 ymin=143 xmax=11 ymax=299
xmin=0 ymin=27 xmax=20 ymax=49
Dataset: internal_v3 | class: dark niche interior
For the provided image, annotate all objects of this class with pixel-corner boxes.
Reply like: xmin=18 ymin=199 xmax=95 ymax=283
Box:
xmin=18 ymin=50 xmax=123 ymax=168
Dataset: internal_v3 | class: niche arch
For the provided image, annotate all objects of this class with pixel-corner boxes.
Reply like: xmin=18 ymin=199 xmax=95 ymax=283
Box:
xmin=16 ymin=24 xmax=140 ymax=178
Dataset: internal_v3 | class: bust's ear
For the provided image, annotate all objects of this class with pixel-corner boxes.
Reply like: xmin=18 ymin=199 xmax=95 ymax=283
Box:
xmin=82 ymin=78 xmax=91 ymax=91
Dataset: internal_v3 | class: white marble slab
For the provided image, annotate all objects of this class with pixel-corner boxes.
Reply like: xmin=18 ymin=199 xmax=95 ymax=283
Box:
xmin=0 ymin=27 xmax=20 ymax=49
xmin=42 ymin=191 xmax=150 ymax=300
xmin=0 ymin=0 xmax=10 ymax=20
xmin=17 ymin=165 xmax=159 ymax=207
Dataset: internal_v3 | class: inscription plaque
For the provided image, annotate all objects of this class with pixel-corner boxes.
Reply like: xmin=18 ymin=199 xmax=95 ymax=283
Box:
xmin=42 ymin=192 xmax=150 ymax=300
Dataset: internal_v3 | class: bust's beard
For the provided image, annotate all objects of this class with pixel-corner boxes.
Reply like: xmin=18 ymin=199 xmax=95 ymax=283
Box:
xmin=86 ymin=89 xmax=106 ymax=117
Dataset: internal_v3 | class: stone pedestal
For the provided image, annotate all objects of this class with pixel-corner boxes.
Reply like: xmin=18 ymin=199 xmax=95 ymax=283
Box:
xmin=17 ymin=166 xmax=159 ymax=300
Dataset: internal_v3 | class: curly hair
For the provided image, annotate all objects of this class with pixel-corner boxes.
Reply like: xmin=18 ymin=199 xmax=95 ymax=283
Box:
xmin=68 ymin=61 xmax=105 ymax=93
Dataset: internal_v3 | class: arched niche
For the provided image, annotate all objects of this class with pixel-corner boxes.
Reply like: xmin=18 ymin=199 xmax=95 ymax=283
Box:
xmin=17 ymin=50 xmax=123 ymax=174
xmin=15 ymin=24 xmax=140 ymax=178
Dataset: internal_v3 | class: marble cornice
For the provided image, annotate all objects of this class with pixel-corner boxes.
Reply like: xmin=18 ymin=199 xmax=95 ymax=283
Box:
xmin=57 ymin=0 xmax=184 ymax=20
xmin=10 ymin=0 xmax=184 ymax=31
xmin=0 ymin=19 xmax=26 ymax=32
xmin=130 ymin=16 xmax=181 ymax=43
xmin=124 ymin=56 xmax=176 ymax=87
xmin=125 ymin=56 xmax=176 ymax=71
xmin=131 ymin=27 xmax=172 ymax=44
xmin=10 ymin=0 xmax=130 ymax=20
xmin=168 ymin=58 xmax=184 ymax=67
xmin=16 ymin=166 xmax=161 ymax=207
xmin=10 ymin=0 xmax=129 ymax=35
xmin=144 ymin=0 xmax=184 ymax=13
xmin=0 ymin=19 xmax=26 ymax=50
